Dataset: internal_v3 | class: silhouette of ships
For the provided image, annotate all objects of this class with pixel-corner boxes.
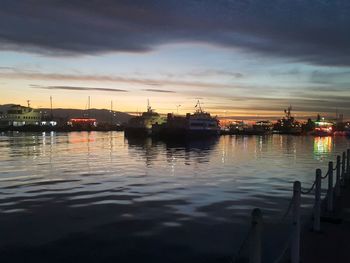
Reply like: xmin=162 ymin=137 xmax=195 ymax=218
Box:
xmin=125 ymin=100 xmax=220 ymax=137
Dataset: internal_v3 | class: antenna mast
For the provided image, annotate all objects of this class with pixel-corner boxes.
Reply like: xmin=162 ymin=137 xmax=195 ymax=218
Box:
xmin=50 ymin=96 xmax=53 ymax=120
xmin=27 ymin=100 xmax=31 ymax=108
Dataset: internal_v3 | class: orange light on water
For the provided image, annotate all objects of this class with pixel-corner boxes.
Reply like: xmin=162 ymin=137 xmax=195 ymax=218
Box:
xmin=314 ymin=136 xmax=333 ymax=155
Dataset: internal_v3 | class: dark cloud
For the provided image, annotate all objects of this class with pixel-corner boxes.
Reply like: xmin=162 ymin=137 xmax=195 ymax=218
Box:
xmin=144 ymin=83 xmax=162 ymax=86
xmin=0 ymin=1 xmax=349 ymax=65
xmin=143 ymin=89 xmax=176 ymax=93
xmin=217 ymin=93 xmax=350 ymax=114
xmin=1 ymin=69 xmax=236 ymax=89
xmin=142 ymin=89 xmax=175 ymax=93
xmin=31 ymin=85 xmax=128 ymax=93
xmin=310 ymin=70 xmax=350 ymax=84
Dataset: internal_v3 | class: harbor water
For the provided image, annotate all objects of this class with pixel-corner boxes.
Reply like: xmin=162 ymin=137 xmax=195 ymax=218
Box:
xmin=0 ymin=132 xmax=349 ymax=262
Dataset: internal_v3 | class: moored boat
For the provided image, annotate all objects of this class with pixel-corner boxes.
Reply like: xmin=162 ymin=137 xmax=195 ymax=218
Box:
xmin=312 ymin=119 xmax=334 ymax=136
xmin=186 ymin=101 xmax=220 ymax=136
xmin=274 ymin=106 xmax=302 ymax=135
xmin=125 ymin=101 xmax=165 ymax=136
xmin=154 ymin=100 xmax=220 ymax=138
xmin=334 ymin=122 xmax=350 ymax=137
xmin=251 ymin=120 xmax=273 ymax=135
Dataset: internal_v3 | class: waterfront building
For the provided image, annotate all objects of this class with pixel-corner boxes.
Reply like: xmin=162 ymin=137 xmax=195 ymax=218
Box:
xmin=67 ymin=118 xmax=97 ymax=129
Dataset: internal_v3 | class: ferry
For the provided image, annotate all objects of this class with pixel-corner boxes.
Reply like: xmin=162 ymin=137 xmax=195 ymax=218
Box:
xmin=274 ymin=106 xmax=302 ymax=135
xmin=251 ymin=120 xmax=273 ymax=135
xmin=125 ymin=101 xmax=165 ymax=136
xmin=0 ymin=104 xmax=41 ymax=127
xmin=226 ymin=121 xmax=272 ymax=135
xmin=346 ymin=123 xmax=350 ymax=137
xmin=154 ymin=101 xmax=220 ymax=137
xmin=227 ymin=121 xmax=248 ymax=135
xmin=313 ymin=118 xmax=334 ymax=136
xmin=186 ymin=101 xmax=220 ymax=136
xmin=333 ymin=122 xmax=350 ymax=137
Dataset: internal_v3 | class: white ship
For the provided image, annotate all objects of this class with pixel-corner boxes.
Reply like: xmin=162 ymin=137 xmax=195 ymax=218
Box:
xmin=186 ymin=100 xmax=220 ymax=135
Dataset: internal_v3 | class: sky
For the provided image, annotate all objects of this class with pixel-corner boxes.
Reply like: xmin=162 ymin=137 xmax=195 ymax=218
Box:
xmin=0 ymin=0 xmax=349 ymax=119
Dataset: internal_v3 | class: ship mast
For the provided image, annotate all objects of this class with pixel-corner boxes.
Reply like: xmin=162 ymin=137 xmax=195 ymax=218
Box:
xmin=110 ymin=100 xmax=113 ymax=125
xmin=195 ymin=100 xmax=203 ymax=113
xmin=147 ymin=99 xmax=151 ymax=112
xmin=147 ymin=99 xmax=153 ymax=113
xmin=284 ymin=105 xmax=292 ymax=119
xmin=176 ymin=104 xmax=181 ymax=114
xmin=88 ymin=96 xmax=91 ymax=118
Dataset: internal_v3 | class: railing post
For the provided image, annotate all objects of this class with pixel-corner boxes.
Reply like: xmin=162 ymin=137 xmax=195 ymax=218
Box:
xmin=336 ymin=155 xmax=341 ymax=197
xmin=314 ymin=169 xmax=322 ymax=232
xmin=249 ymin=208 xmax=262 ymax=263
xmin=347 ymin=149 xmax=350 ymax=178
xmin=342 ymin=152 xmax=346 ymax=185
xmin=327 ymin=162 xmax=333 ymax=212
xmin=291 ymin=181 xmax=301 ymax=263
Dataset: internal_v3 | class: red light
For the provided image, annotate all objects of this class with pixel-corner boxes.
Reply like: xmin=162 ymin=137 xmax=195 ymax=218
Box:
xmin=70 ymin=118 xmax=97 ymax=123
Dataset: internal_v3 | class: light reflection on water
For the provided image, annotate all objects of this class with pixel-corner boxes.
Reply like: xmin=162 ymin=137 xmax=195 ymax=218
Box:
xmin=0 ymin=132 xmax=349 ymax=262
xmin=313 ymin=136 xmax=333 ymax=158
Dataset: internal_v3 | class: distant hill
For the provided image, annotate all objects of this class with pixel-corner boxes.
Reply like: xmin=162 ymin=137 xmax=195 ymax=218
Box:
xmin=42 ymin=108 xmax=132 ymax=124
xmin=0 ymin=104 xmax=17 ymax=113
xmin=0 ymin=104 xmax=132 ymax=124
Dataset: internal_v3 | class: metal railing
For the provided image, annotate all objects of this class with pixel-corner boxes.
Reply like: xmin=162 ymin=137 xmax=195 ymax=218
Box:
xmin=232 ymin=148 xmax=350 ymax=263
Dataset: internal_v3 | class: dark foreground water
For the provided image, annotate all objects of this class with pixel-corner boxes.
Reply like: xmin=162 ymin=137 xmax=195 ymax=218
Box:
xmin=0 ymin=132 xmax=349 ymax=262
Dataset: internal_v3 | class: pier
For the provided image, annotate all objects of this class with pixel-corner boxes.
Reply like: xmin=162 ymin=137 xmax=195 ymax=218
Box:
xmin=234 ymin=149 xmax=350 ymax=263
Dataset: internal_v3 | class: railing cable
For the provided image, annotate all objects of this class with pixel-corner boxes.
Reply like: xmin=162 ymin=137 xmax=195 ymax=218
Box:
xmin=301 ymin=180 xmax=316 ymax=195
xmin=231 ymin=227 xmax=252 ymax=262
xmin=321 ymin=169 xmax=329 ymax=179
xmin=272 ymin=235 xmax=291 ymax=263
xmin=230 ymin=150 xmax=349 ymax=263
xmin=280 ymin=196 xmax=294 ymax=222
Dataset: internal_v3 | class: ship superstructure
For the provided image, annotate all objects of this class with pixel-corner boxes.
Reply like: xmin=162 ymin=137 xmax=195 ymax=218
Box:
xmin=125 ymin=100 xmax=165 ymax=136
xmin=0 ymin=104 xmax=41 ymax=127
xmin=153 ymin=100 xmax=220 ymax=137
xmin=274 ymin=106 xmax=302 ymax=134
xmin=186 ymin=101 xmax=220 ymax=134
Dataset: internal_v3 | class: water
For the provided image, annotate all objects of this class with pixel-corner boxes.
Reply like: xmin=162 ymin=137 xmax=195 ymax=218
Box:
xmin=0 ymin=132 xmax=349 ymax=262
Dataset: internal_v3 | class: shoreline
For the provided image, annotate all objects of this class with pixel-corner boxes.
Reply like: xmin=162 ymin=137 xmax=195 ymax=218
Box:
xmin=1 ymin=128 xmax=347 ymax=137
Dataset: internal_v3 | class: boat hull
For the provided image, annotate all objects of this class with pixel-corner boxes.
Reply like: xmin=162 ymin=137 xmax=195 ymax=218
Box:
xmin=153 ymin=127 xmax=219 ymax=138
xmin=124 ymin=127 xmax=151 ymax=137
xmin=311 ymin=130 xmax=333 ymax=137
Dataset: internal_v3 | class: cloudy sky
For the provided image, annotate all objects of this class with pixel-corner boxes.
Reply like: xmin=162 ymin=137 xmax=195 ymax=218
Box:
xmin=0 ymin=0 xmax=349 ymax=119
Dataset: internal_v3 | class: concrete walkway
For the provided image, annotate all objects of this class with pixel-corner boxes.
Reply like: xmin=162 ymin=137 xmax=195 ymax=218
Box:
xmin=300 ymin=184 xmax=350 ymax=262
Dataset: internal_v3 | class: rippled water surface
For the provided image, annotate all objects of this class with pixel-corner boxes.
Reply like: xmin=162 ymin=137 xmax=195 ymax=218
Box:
xmin=0 ymin=132 xmax=349 ymax=262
